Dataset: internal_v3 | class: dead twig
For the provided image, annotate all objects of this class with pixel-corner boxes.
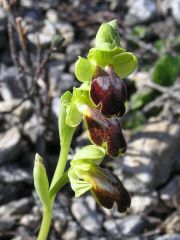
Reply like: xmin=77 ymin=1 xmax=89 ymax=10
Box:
xmin=143 ymin=81 xmax=180 ymax=101
xmin=16 ymin=17 xmax=33 ymax=69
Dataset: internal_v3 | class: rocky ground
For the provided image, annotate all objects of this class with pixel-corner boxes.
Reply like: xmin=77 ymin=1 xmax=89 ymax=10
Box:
xmin=0 ymin=0 xmax=180 ymax=239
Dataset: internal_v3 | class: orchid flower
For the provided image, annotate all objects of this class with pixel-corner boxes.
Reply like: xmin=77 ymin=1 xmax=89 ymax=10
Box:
xmin=69 ymin=145 xmax=131 ymax=212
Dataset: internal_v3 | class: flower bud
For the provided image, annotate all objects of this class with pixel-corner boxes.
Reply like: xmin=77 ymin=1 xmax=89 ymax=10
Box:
xmin=33 ymin=154 xmax=50 ymax=209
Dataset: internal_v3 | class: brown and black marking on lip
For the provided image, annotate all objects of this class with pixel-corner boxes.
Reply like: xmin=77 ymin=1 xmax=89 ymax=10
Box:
xmin=90 ymin=65 xmax=127 ymax=118
xmin=89 ymin=166 xmax=131 ymax=213
xmin=84 ymin=107 xmax=127 ymax=157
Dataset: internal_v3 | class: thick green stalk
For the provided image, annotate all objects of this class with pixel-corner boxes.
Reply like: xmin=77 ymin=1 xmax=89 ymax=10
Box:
xmin=37 ymin=146 xmax=70 ymax=240
xmin=37 ymin=208 xmax=52 ymax=240
xmin=50 ymin=144 xmax=71 ymax=191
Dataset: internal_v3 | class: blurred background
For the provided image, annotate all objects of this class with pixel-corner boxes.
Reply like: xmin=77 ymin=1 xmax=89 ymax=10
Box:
xmin=0 ymin=0 xmax=180 ymax=239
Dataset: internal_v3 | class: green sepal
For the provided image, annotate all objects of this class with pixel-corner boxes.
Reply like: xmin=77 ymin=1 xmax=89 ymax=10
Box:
xmin=33 ymin=154 xmax=51 ymax=209
xmin=75 ymin=57 xmax=96 ymax=82
xmin=68 ymin=167 xmax=92 ymax=197
xmin=87 ymin=47 xmax=125 ymax=67
xmin=59 ymin=92 xmax=76 ymax=144
xmin=112 ymin=52 xmax=138 ymax=78
xmin=71 ymin=145 xmax=105 ymax=167
xmin=95 ymin=20 xmax=120 ymax=50
xmin=79 ymin=82 xmax=91 ymax=91
xmin=61 ymin=91 xmax=72 ymax=106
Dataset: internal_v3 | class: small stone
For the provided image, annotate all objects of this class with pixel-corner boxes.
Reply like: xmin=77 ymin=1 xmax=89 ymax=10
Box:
xmin=62 ymin=221 xmax=80 ymax=240
xmin=60 ymin=73 xmax=76 ymax=92
xmin=71 ymin=195 xmax=103 ymax=234
xmin=12 ymin=237 xmax=36 ymax=240
xmin=24 ymin=8 xmax=40 ymax=22
xmin=23 ymin=114 xmax=44 ymax=143
xmin=20 ymin=214 xmax=39 ymax=229
xmin=163 ymin=212 xmax=180 ymax=234
xmin=160 ymin=1 xmax=180 ymax=24
xmin=56 ymin=22 xmax=74 ymax=45
xmin=156 ymin=234 xmax=180 ymax=240
xmin=0 ymin=66 xmax=22 ymax=100
xmin=52 ymin=97 xmax=60 ymax=118
xmin=46 ymin=9 xmax=59 ymax=23
xmin=125 ymin=0 xmax=156 ymax=25
xmin=0 ymin=219 xmax=16 ymax=231
xmin=122 ymin=119 xmax=180 ymax=187
xmin=104 ymin=215 xmax=148 ymax=237
xmin=53 ymin=194 xmax=71 ymax=234
xmin=66 ymin=42 xmax=86 ymax=62
xmin=121 ymin=174 xmax=147 ymax=193
xmin=16 ymin=225 xmax=35 ymax=238
xmin=0 ymin=198 xmax=33 ymax=217
xmin=160 ymin=176 xmax=180 ymax=208
xmin=131 ymin=191 xmax=158 ymax=213
xmin=49 ymin=64 xmax=76 ymax=96
xmin=0 ymin=127 xmax=22 ymax=164
xmin=0 ymin=99 xmax=22 ymax=113
xmin=27 ymin=32 xmax=52 ymax=48
xmin=103 ymin=219 xmax=120 ymax=236
xmin=129 ymin=71 xmax=150 ymax=91
xmin=0 ymin=166 xmax=32 ymax=183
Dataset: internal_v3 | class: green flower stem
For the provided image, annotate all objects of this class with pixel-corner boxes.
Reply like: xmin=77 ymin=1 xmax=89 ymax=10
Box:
xmin=37 ymin=135 xmax=74 ymax=240
xmin=37 ymin=146 xmax=70 ymax=240
xmin=50 ymin=143 xmax=71 ymax=192
xmin=37 ymin=207 xmax=52 ymax=240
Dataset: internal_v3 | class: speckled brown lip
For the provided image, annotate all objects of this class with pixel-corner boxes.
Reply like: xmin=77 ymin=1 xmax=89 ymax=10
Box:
xmin=89 ymin=167 xmax=131 ymax=213
xmin=84 ymin=107 xmax=127 ymax=157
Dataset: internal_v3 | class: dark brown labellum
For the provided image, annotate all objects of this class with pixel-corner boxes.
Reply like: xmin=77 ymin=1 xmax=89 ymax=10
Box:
xmin=84 ymin=107 xmax=127 ymax=157
xmin=90 ymin=65 xmax=127 ymax=118
xmin=90 ymin=167 xmax=131 ymax=213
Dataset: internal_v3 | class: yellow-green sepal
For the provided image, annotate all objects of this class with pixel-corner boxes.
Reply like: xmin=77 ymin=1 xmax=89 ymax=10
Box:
xmin=33 ymin=154 xmax=51 ymax=209
xmin=87 ymin=47 xmax=125 ymax=67
xmin=112 ymin=52 xmax=138 ymax=78
xmin=66 ymin=103 xmax=82 ymax=127
xmin=75 ymin=56 xmax=96 ymax=82
xmin=71 ymin=145 xmax=105 ymax=167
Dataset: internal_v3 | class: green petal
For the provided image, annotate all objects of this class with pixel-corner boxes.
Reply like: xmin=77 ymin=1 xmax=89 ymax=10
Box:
xmin=71 ymin=145 xmax=105 ymax=166
xmin=66 ymin=103 xmax=82 ymax=127
xmin=112 ymin=52 xmax=138 ymax=78
xmin=65 ymin=87 xmax=92 ymax=128
xmin=61 ymin=91 xmax=72 ymax=106
xmin=68 ymin=168 xmax=92 ymax=197
xmin=88 ymin=47 xmax=125 ymax=67
xmin=75 ymin=57 xmax=96 ymax=82
xmin=79 ymin=82 xmax=91 ymax=91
